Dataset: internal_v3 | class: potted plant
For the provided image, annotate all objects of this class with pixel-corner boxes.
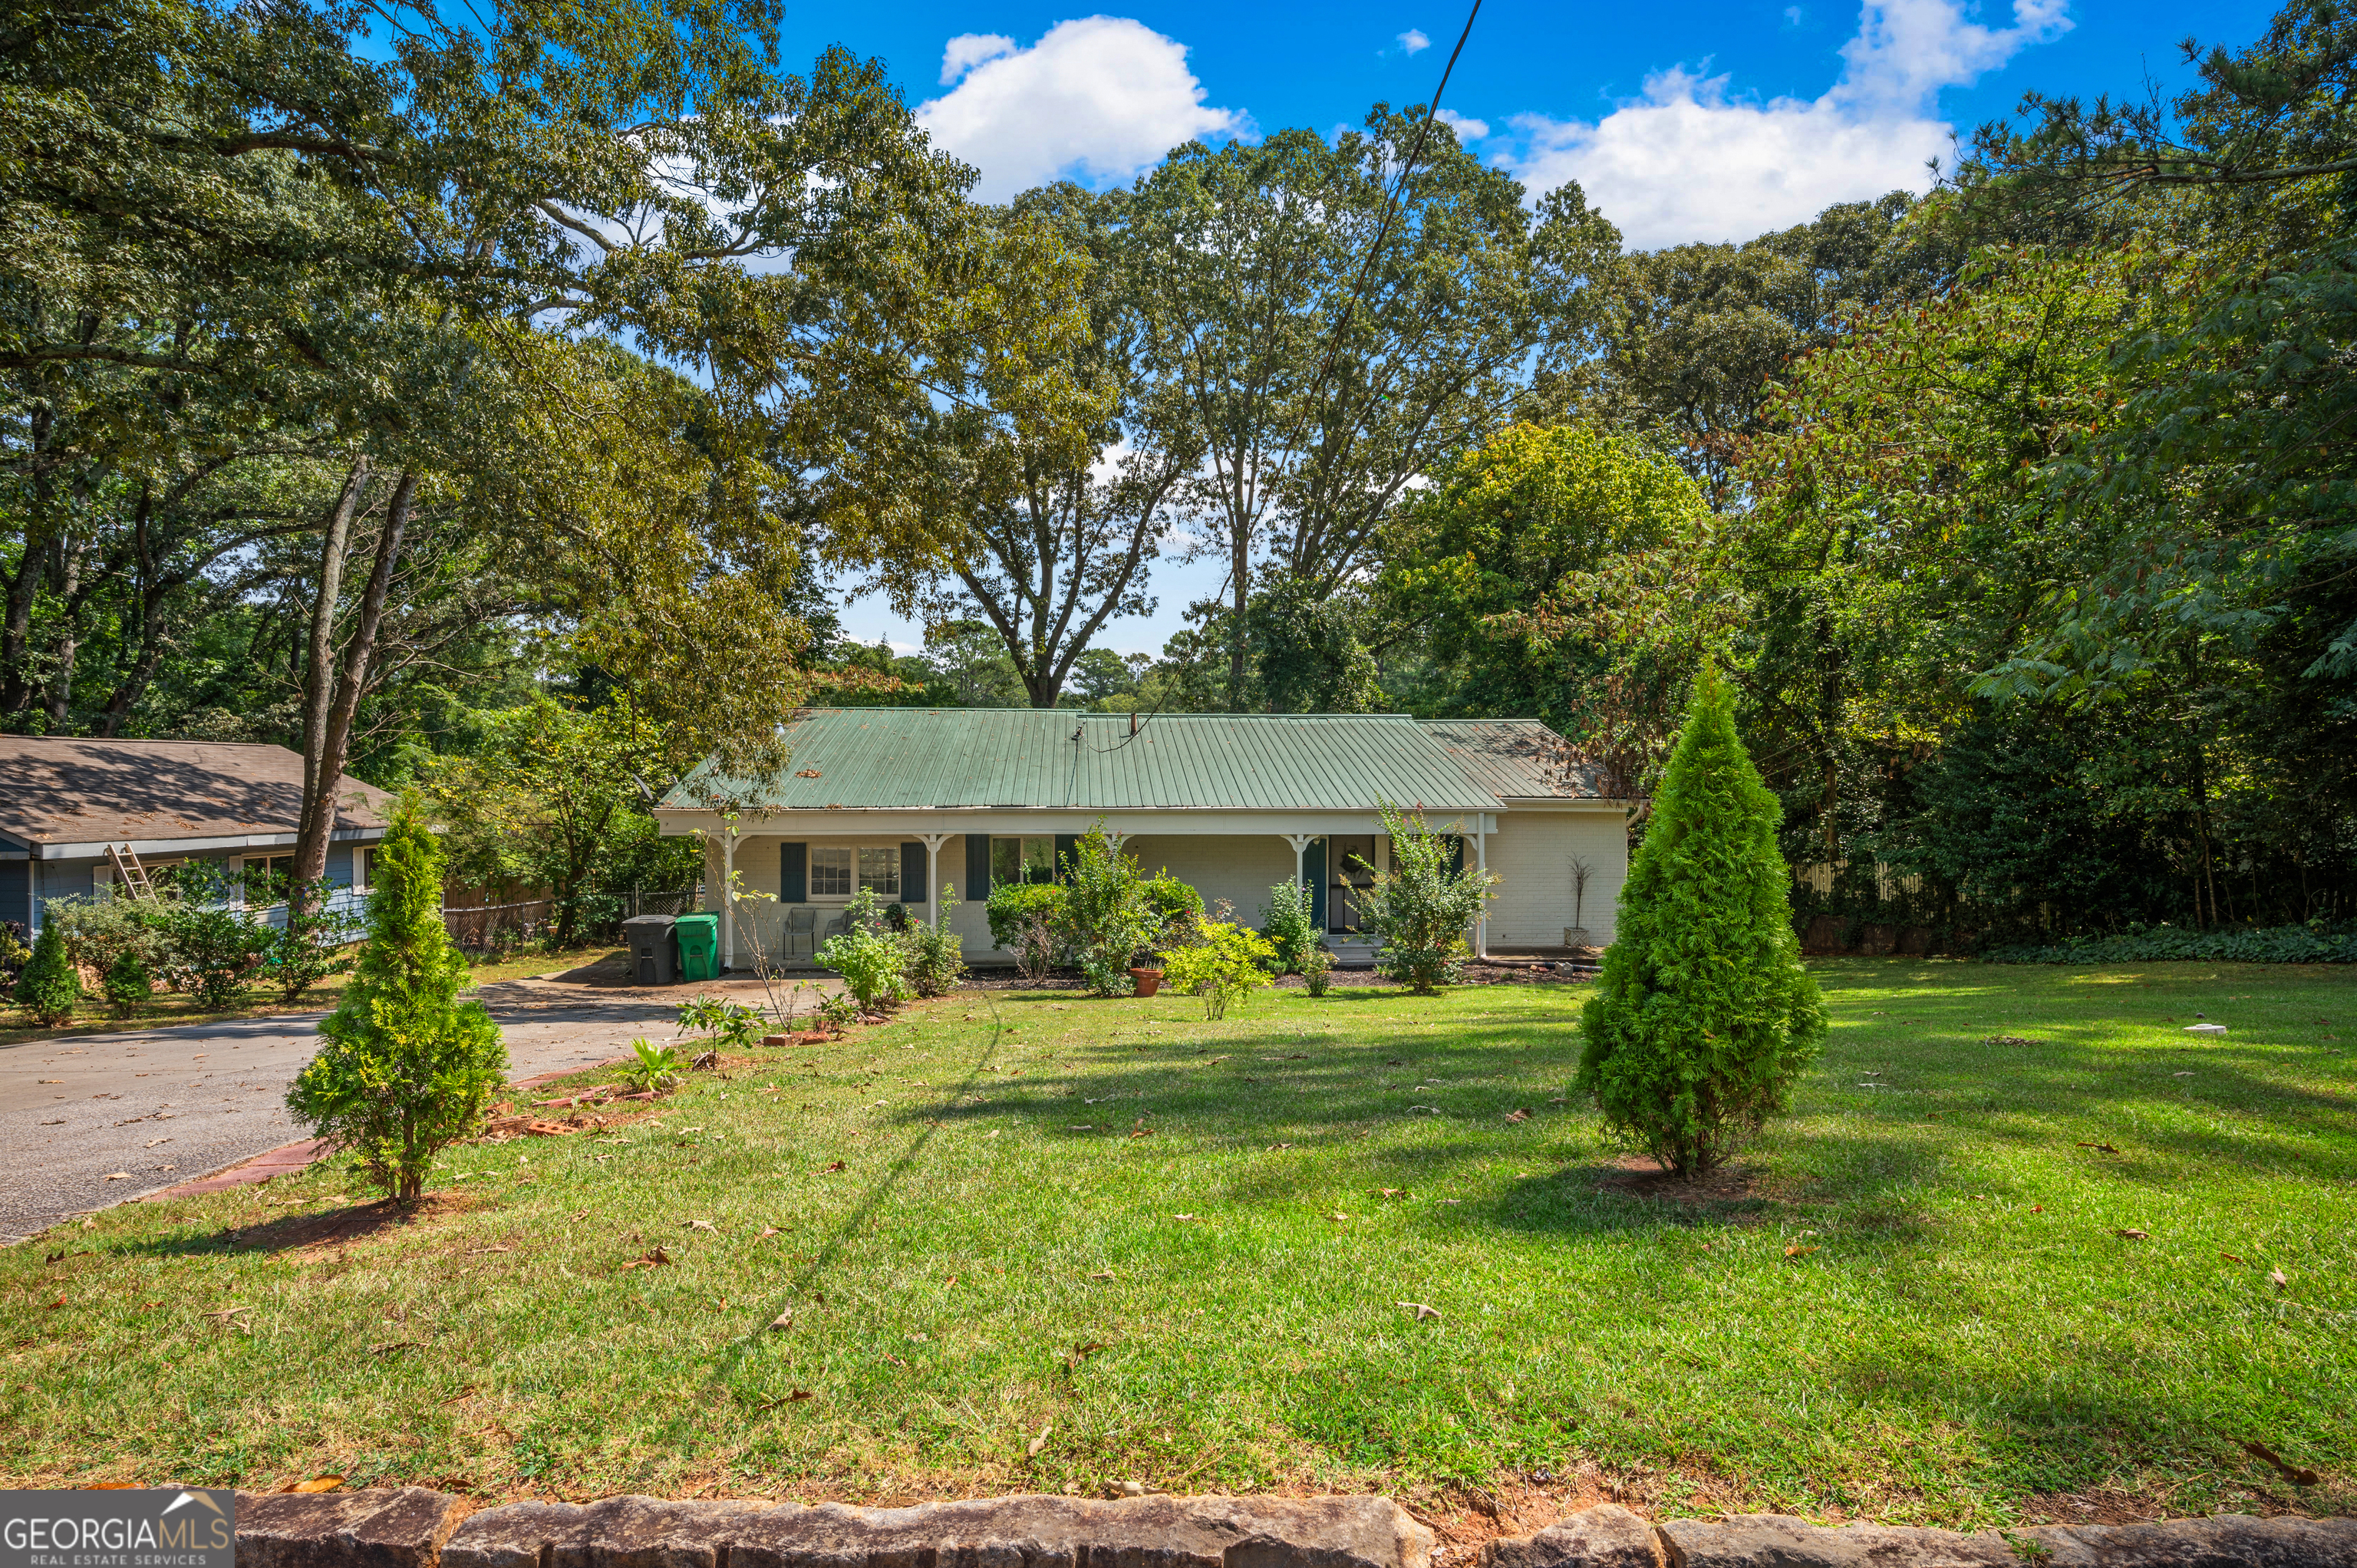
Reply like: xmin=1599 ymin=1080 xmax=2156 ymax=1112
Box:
xmin=1564 ymin=855 xmax=1594 ymax=949
xmin=1128 ymin=960 xmax=1164 ymax=997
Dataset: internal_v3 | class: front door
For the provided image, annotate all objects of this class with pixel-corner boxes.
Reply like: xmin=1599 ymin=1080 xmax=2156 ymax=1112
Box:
xmin=1327 ymin=834 xmax=1376 ymax=933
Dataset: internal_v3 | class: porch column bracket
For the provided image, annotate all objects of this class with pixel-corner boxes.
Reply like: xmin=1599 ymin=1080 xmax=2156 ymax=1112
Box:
xmin=1281 ymin=833 xmax=1320 ymax=890
xmin=918 ymin=832 xmax=951 ymax=911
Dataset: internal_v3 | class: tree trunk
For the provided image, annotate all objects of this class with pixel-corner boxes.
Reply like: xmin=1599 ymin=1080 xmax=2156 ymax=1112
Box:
xmin=289 ymin=458 xmax=373 ymax=914
xmin=2 ymin=406 xmax=55 ymax=714
xmin=43 ymin=535 xmax=86 ymax=730
xmin=1228 ymin=529 xmax=1250 ymax=703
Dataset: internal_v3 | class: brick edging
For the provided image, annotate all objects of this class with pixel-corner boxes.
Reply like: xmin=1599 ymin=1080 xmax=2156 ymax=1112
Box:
xmin=228 ymin=1490 xmax=2357 ymax=1568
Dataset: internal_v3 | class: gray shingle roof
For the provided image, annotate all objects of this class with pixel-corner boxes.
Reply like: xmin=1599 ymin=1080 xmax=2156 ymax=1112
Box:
xmin=0 ymin=737 xmax=392 ymax=848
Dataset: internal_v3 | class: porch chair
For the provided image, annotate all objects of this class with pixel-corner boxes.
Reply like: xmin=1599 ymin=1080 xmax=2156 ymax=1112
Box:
xmin=783 ymin=905 xmax=817 ymax=957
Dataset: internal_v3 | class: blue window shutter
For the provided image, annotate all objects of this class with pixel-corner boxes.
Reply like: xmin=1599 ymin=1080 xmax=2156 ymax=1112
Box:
xmin=326 ymin=848 xmax=354 ymax=889
xmin=1054 ymin=834 xmax=1080 ymax=881
xmin=965 ymin=833 xmax=991 ymax=899
xmin=780 ymin=842 xmax=807 ymax=903
xmin=1449 ymin=835 xmax=1465 ymax=876
xmin=901 ymin=842 xmax=925 ymax=902
xmin=1303 ymin=838 xmax=1327 ymax=931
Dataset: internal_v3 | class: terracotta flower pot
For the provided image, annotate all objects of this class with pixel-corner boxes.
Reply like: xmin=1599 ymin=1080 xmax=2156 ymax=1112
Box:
xmin=1129 ymin=967 xmax=1164 ymax=997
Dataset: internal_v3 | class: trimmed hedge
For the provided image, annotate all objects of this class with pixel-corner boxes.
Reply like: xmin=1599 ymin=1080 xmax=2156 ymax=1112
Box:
xmin=1982 ymin=924 xmax=2357 ymax=964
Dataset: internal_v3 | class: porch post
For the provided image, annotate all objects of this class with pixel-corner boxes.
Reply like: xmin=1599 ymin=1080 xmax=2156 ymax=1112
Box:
xmin=722 ymin=833 xmax=737 ymax=973
xmin=918 ymin=832 xmax=952 ymax=914
xmin=1281 ymin=833 xmax=1317 ymax=890
xmin=1475 ymin=820 xmax=1488 ymax=959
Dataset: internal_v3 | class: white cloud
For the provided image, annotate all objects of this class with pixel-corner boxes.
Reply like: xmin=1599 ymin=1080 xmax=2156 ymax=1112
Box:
xmin=1498 ymin=0 xmax=2071 ymax=248
xmin=915 ymin=17 xmax=1247 ymax=201
xmin=1398 ymin=28 xmax=1432 ymax=54
xmin=1436 ymin=107 xmax=1489 ymax=141
xmin=939 ymin=34 xmax=1017 ymax=86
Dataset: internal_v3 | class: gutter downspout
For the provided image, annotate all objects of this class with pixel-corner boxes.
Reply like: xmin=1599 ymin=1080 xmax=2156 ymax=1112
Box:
xmin=722 ymin=834 xmax=737 ymax=973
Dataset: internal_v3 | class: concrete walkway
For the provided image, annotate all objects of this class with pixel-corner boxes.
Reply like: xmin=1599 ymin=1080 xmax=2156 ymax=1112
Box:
xmin=0 ymin=960 xmax=837 ymax=1244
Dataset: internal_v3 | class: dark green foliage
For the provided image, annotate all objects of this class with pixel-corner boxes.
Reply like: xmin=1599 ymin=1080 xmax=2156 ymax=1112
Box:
xmin=1258 ymin=881 xmax=1320 ymax=975
xmin=1139 ymin=873 xmax=1204 ymax=946
xmin=103 ymin=948 xmax=152 ymax=1017
xmin=1358 ymin=805 xmax=1495 ymax=994
xmin=1056 ymin=830 xmax=1159 ymax=995
xmin=1985 ymin=923 xmax=2357 ymax=964
xmin=1577 ymin=667 xmax=1826 ymax=1176
xmin=153 ymin=904 xmax=272 ymax=1010
xmin=985 ymin=881 xmax=1068 ymax=954
xmin=287 ymin=803 xmax=507 ymax=1202
xmin=903 ymin=885 xmax=968 ymax=999
xmin=267 ymin=882 xmax=362 ymax=1004
xmin=14 ymin=921 xmax=81 ymax=1026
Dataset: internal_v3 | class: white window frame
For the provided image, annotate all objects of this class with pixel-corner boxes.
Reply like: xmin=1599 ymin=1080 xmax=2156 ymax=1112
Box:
xmin=809 ymin=845 xmax=854 ymax=899
xmin=856 ymin=845 xmax=900 ymax=898
xmin=991 ymin=835 xmax=1057 ymax=886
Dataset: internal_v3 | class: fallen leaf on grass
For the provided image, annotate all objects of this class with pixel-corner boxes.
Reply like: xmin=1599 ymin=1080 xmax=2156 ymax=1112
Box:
xmin=203 ymin=1306 xmax=249 ymax=1319
xmin=465 ymin=1246 xmax=512 ymax=1255
xmin=1027 ymin=1424 xmax=1053 ymax=1458
xmin=102 ymin=1172 xmax=131 ymax=1181
xmin=2076 ymin=1142 xmax=2122 ymax=1154
xmin=2115 ymin=1229 xmax=2150 ymax=1240
xmin=1128 ymin=1128 xmax=1153 ymax=1138
xmin=45 ymin=1293 xmax=64 ymax=1309
xmin=767 ymin=1309 xmax=793 ymax=1332
xmin=1503 ymin=1109 xmax=1530 ymax=1123
xmin=1398 ymin=1302 xmax=1441 ymax=1321
xmin=1327 ymin=1213 xmax=1348 ymax=1223
xmin=1087 ymin=1269 xmax=1116 ymax=1280
xmin=2240 ymin=1439 xmax=2321 ymax=1487
xmin=2220 ymin=1252 xmax=2247 ymax=1263
xmin=1170 ymin=1215 xmax=1196 ymax=1223
xmin=1784 ymin=1244 xmax=1818 ymax=1258
xmin=821 ymin=1161 xmax=846 ymax=1173
xmin=1375 ymin=1188 xmax=1403 ymax=1199
xmin=757 ymin=1389 xmax=814 ymax=1409
xmin=441 ymin=1385 xmax=478 ymax=1404
xmin=757 ymin=1227 xmax=782 ymax=1239
xmin=621 ymin=1247 xmax=673 ymax=1270
xmin=685 ymin=1220 xmax=719 ymax=1234
xmin=1066 ymin=1342 xmax=1106 ymax=1369
xmin=287 ymin=1477 xmax=343 ymax=1493
xmin=2029 ymin=1204 xmax=2045 ymax=1213
xmin=2270 ymin=1268 xmax=2289 ymax=1290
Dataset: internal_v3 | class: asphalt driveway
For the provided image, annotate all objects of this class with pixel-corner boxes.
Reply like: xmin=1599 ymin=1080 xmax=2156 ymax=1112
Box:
xmin=0 ymin=966 xmax=831 ymax=1243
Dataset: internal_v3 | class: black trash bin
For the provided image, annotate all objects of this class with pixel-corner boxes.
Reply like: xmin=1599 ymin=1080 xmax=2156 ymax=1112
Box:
xmin=621 ymin=914 xmax=679 ymax=986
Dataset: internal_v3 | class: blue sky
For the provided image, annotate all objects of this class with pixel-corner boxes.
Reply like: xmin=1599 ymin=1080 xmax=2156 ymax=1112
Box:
xmin=799 ymin=0 xmax=2274 ymax=660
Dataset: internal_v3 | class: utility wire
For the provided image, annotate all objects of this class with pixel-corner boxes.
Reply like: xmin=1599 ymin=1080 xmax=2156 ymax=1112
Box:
xmin=1304 ymin=0 xmax=1485 ymax=405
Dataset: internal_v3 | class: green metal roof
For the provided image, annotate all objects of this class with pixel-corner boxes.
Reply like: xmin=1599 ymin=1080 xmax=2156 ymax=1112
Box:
xmin=661 ymin=709 xmax=1569 ymax=813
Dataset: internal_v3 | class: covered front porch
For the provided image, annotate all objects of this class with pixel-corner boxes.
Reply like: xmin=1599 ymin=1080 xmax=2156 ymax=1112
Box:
xmin=673 ymin=810 xmax=1500 ymax=973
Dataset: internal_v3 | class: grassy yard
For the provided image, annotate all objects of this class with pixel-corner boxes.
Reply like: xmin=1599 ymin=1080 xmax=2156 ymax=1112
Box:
xmin=3 ymin=960 xmax=2352 ymax=1526
xmin=0 ymin=946 xmax=623 ymax=1047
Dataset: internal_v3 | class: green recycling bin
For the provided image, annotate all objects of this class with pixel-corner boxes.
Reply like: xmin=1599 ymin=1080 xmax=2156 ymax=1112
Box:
xmin=673 ymin=913 xmax=720 ymax=983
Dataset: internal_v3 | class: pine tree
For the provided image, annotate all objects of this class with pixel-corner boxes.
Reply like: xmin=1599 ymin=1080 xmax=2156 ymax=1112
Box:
xmin=288 ymin=799 xmax=507 ymax=1201
xmin=1576 ymin=664 xmax=1825 ymax=1175
xmin=14 ymin=920 xmax=81 ymax=1026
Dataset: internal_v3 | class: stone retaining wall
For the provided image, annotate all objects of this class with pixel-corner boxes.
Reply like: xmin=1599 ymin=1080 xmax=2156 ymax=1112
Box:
xmin=228 ymin=1490 xmax=2357 ymax=1568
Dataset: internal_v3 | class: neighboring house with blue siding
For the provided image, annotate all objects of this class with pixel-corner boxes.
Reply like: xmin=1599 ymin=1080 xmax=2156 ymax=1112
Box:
xmin=0 ymin=736 xmax=394 ymax=933
xmin=654 ymin=708 xmax=1633 ymax=970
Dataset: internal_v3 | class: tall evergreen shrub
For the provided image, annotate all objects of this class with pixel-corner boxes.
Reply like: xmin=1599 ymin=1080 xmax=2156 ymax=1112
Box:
xmin=287 ymin=802 xmax=506 ymax=1201
xmin=14 ymin=920 xmax=81 ymax=1026
xmin=1576 ymin=665 xmax=1825 ymax=1175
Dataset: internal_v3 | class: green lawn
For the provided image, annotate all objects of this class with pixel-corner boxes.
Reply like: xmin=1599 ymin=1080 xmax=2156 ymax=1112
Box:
xmin=5 ymin=960 xmax=2352 ymax=1525
xmin=0 ymin=946 xmax=621 ymax=1047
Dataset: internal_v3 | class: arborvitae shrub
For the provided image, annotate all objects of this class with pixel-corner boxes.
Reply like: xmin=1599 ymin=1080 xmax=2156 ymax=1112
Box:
xmin=286 ymin=801 xmax=506 ymax=1201
xmin=1575 ymin=665 xmax=1826 ymax=1175
xmin=14 ymin=920 xmax=81 ymax=1026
